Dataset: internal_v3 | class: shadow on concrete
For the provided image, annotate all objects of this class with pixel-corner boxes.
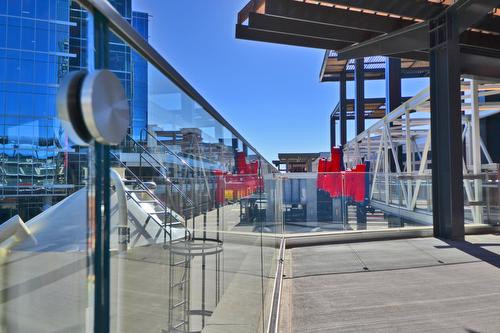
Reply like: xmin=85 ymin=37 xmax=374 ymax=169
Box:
xmin=435 ymin=240 xmax=500 ymax=269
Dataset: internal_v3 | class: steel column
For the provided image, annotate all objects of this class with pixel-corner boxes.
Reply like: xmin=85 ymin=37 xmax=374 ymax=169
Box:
xmin=355 ymin=58 xmax=365 ymax=134
xmin=385 ymin=58 xmax=401 ymax=114
xmin=340 ymin=71 xmax=347 ymax=145
xmin=429 ymin=10 xmax=465 ymax=240
xmin=470 ymin=80 xmax=483 ymax=223
xmin=330 ymin=116 xmax=336 ymax=148
xmin=93 ymin=10 xmax=111 ymax=333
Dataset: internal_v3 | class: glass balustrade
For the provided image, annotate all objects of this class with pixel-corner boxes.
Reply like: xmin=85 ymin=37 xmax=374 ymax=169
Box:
xmin=1 ymin=1 xmax=499 ymax=332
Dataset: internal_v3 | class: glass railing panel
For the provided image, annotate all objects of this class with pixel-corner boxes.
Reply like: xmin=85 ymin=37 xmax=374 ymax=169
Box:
xmin=0 ymin=1 xmax=94 ymax=331
xmin=463 ymin=171 xmax=499 ymax=226
xmin=101 ymin=12 xmax=279 ymax=333
xmin=482 ymin=172 xmax=499 ymax=226
xmin=253 ymin=172 xmax=436 ymax=234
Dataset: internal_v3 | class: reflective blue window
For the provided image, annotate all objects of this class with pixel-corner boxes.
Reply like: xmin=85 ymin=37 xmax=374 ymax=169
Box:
xmin=21 ymin=0 xmax=36 ymax=18
xmin=7 ymin=0 xmax=21 ymax=16
xmin=6 ymin=21 xmax=20 ymax=49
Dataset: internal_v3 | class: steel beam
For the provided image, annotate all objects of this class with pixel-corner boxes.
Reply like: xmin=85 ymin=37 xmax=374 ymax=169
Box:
xmin=355 ymin=58 xmax=365 ymax=134
xmin=235 ymin=25 xmax=351 ymax=50
xmin=314 ymin=0 xmax=445 ymax=20
xmin=460 ymin=30 xmax=500 ymax=53
xmin=248 ymin=13 xmax=379 ymax=43
xmin=340 ymin=71 xmax=347 ymax=145
xmin=475 ymin=14 xmax=500 ymax=33
xmin=429 ymin=10 xmax=465 ymax=240
xmin=461 ymin=52 xmax=500 ymax=82
xmin=454 ymin=0 xmax=500 ymax=33
xmin=338 ymin=22 xmax=428 ymax=60
xmin=385 ymin=58 xmax=402 ymax=114
xmin=385 ymin=57 xmax=402 ymax=176
xmin=337 ymin=0 xmax=500 ymax=60
xmin=264 ymin=0 xmax=411 ymax=34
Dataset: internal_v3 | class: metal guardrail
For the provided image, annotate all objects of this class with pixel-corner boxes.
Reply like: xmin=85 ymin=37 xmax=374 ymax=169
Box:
xmin=267 ymin=237 xmax=285 ymax=333
xmin=140 ymin=128 xmax=196 ymax=173
xmin=124 ymin=135 xmax=195 ymax=207
xmin=75 ymin=0 xmax=276 ymax=173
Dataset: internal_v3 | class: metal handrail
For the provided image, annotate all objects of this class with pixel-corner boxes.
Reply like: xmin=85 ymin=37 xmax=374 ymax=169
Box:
xmin=140 ymin=128 xmax=219 ymax=168
xmin=110 ymin=152 xmax=193 ymax=241
xmin=110 ymin=151 xmax=179 ymax=218
xmin=139 ymin=128 xmax=195 ymax=173
xmin=110 ymin=152 xmax=178 ymax=239
xmin=139 ymin=129 xmax=214 ymax=202
xmin=74 ymin=0 xmax=276 ymax=173
xmin=125 ymin=135 xmax=195 ymax=207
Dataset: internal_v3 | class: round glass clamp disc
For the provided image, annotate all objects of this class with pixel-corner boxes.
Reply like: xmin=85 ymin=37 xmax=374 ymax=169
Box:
xmin=80 ymin=70 xmax=130 ymax=145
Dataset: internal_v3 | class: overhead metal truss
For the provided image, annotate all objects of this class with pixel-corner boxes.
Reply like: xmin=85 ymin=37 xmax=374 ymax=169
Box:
xmin=343 ymin=80 xmax=499 ymax=226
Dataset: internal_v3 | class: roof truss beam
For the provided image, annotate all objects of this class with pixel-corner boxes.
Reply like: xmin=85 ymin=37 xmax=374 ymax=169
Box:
xmin=316 ymin=0 xmax=445 ymax=20
xmin=264 ymin=0 xmax=413 ymax=34
xmin=235 ymin=25 xmax=351 ymax=50
xmin=337 ymin=0 xmax=500 ymax=60
xmin=248 ymin=12 xmax=380 ymax=43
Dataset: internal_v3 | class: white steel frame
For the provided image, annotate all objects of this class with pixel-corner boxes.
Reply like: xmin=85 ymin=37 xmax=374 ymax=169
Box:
xmin=344 ymin=80 xmax=500 ymax=224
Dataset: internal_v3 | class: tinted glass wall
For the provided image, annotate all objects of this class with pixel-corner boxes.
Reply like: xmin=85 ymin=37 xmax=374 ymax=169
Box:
xmin=131 ymin=11 xmax=147 ymax=138
xmin=0 ymin=0 xmax=149 ymax=221
xmin=0 ymin=0 xmax=72 ymax=219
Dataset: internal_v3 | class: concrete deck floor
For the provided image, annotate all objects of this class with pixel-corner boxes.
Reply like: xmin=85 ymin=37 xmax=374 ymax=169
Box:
xmin=280 ymin=234 xmax=500 ymax=333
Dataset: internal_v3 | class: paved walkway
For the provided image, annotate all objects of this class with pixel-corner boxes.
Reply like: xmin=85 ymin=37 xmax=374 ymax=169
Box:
xmin=280 ymin=234 xmax=500 ymax=333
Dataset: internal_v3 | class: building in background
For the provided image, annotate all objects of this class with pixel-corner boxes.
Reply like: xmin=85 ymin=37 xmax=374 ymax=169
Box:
xmin=0 ymin=0 xmax=148 ymax=220
xmin=0 ymin=0 xmax=72 ymax=219
xmin=131 ymin=11 xmax=148 ymax=138
xmin=273 ymin=152 xmax=329 ymax=173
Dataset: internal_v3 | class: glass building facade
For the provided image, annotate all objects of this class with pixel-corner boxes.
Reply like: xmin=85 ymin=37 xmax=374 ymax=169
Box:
xmin=0 ymin=0 xmax=72 ymax=219
xmin=131 ymin=11 xmax=148 ymax=138
xmin=0 ymin=0 xmax=146 ymax=220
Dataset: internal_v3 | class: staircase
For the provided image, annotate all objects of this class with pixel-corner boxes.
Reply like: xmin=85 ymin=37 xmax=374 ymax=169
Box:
xmin=140 ymin=128 xmax=215 ymax=217
xmin=120 ymin=134 xmax=197 ymax=216
xmin=110 ymin=151 xmax=189 ymax=242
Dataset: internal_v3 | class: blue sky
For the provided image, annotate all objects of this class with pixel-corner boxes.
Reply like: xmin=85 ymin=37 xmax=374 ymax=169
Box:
xmin=133 ymin=0 xmax=428 ymax=162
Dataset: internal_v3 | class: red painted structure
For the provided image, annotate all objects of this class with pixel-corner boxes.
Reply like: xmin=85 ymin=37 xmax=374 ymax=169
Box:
xmin=317 ymin=148 xmax=368 ymax=203
xmin=214 ymin=152 xmax=263 ymax=204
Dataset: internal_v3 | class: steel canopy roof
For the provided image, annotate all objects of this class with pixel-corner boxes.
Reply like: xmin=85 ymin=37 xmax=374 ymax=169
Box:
xmin=236 ymin=0 xmax=500 ymax=79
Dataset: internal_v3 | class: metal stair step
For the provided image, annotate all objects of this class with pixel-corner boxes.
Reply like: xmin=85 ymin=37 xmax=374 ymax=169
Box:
xmin=172 ymin=279 xmax=187 ymax=288
xmin=138 ymin=200 xmax=158 ymax=204
xmin=171 ymin=300 xmax=187 ymax=309
xmin=172 ymin=320 xmax=187 ymax=329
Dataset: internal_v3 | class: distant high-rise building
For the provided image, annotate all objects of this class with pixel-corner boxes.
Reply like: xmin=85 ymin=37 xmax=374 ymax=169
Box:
xmin=0 ymin=0 xmax=148 ymax=220
xmin=0 ymin=0 xmax=72 ymax=219
xmin=131 ymin=11 xmax=148 ymax=138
